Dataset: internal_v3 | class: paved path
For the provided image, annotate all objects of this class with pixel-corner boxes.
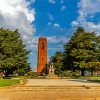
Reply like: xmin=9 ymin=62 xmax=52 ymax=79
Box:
xmin=0 ymin=79 xmax=100 ymax=100
xmin=26 ymin=79 xmax=100 ymax=86
xmin=0 ymin=90 xmax=100 ymax=100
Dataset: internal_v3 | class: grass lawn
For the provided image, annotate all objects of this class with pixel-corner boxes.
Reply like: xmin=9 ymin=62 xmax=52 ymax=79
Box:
xmin=79 ymin=76 xmax=100 ymax=82
xmin=0 ymin=79 xmax=20 ymax=87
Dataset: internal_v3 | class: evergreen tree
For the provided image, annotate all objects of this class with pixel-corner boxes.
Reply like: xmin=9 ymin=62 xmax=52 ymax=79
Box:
xmin=63 ymin=27 xmax=100 ymax=76
xmin=50 ymin=51 xmax=64 ymax=76
xmin=0 ymin=28 xmax=30 ymax=76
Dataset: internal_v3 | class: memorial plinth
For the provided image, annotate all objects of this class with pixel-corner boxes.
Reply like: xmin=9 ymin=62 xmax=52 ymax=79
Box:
xmin=46 ymin=63 xmax=59 ymax=79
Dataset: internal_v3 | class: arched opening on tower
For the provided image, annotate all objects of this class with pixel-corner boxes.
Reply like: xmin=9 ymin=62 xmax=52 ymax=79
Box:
xmin=41 ymin=42 xmax=44 ymax=49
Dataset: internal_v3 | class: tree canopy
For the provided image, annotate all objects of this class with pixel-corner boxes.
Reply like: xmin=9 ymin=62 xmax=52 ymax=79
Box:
xmin=50 ymin=27 xmax=100 ymax=76
xmin=0 ymin=28 xmax=30 ymax=76
xmin=50 ymin=51 xmax=64 ymax=76
xmin=63 ymin=27 xmax=100 ymax=75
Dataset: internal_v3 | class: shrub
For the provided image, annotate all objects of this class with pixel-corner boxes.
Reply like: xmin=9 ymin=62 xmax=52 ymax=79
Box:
xmin=27 ymin=71 xmax=40 ymax=78
xmin=62 ymin=70 xmax=81 ymax=78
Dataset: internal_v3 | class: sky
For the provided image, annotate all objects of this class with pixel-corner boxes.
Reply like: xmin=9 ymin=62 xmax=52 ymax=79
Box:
xmin=0 ymin=0 xmax=100 ymax=71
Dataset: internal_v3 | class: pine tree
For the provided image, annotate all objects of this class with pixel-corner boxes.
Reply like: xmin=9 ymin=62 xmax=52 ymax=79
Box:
xmin=50 ymin=51 xmax=64 ymax=76
xmin=63 ymin=27 xmax=100 ymax=76
xmin=0 ymin=28 xmax=30 ymax=76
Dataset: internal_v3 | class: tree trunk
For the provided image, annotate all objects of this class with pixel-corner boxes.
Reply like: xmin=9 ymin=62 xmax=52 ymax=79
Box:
xmin=81 ymin=68 xmax=85 ymax=76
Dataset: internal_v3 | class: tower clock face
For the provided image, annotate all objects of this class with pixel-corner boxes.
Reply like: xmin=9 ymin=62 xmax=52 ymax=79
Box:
xmin=41 ymin=42 xmax=44 ymax=49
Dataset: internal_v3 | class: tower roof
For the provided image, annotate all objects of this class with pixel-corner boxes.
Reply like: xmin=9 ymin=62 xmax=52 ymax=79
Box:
xmin=39 ymin=37 xmax=47 ymax=41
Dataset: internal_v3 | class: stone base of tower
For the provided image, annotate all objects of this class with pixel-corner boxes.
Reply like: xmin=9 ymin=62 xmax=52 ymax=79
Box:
xmin=37 ymin=64 xmax=47 ymax=73
xmin=46 ymin=73 xmax=59 ymax=79
xmin=37 ymin=65 xmax=44 ymax=73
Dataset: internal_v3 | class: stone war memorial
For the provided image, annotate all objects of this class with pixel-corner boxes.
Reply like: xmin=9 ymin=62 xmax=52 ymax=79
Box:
xmin=46 ymin=63 xmax=58 ymax=79
xmin=37 ymin=37 xmax=58 ymax=79
xmin=37 ymin=37 xmax=47 ymax=73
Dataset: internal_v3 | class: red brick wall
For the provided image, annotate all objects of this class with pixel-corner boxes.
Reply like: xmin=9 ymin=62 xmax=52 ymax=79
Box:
xmin=37 ymin=37 xmax=47 ymax=72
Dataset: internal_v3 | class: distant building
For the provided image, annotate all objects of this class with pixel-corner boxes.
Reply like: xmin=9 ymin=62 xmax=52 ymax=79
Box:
xmin=0 ymin=71 xmax=4 ymax=78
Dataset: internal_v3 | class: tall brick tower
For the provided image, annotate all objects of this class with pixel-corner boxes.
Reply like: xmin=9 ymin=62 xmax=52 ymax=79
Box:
xmin=37 ymin=37 xmax=47 ymax=73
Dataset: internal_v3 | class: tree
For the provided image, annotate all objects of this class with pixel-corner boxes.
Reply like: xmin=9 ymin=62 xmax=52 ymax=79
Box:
xmin=0 ymin=28 xmax=30 ymax=76
xmin=96 ymin=36 xmax=100 ymax=61
xmin=50 ymin=51 xmax=64 ymax=76
xmin=63 ymin=27 xmax=100 ymax=76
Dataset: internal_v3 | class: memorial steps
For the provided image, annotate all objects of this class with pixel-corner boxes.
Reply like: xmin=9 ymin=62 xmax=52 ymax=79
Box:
xmin=14 ymin=85 xmax=100 ymax=91
xmin=0 ymin=85 xmax=100 ymax=92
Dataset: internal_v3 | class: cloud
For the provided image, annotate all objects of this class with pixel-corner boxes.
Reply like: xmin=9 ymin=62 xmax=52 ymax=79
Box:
xmin=71 ymin=0 xmax=100 ymax=34
xmin=53 ymin=23 xmax=60 ymax=27
xmin=48 ymin=0 xmax=56 ymax=4
xmin=48 ymin=47 xmax=63 ymax=51
xmin=30 ymin=44 xmax=37 ymax=48
xmin=60 ymin=6 xmax=66 ymax=11
xmin=48 ymin=22 xmax=52 ymax=26
xmin=53 ymin=23 xmax=66 ymax=31
xmin=0 ymin=0 xmax=36 ymax=48
xmin=27 ymin=36 xmax=39 ymax=49
xmin=47 ymin=36 xmax=59 ymax=43
xmin=56 ymin=44 xmax=64 ymax=48
xmin=47 ymin=36 xmax=68 ymax=43
xmin=47 ymin=13 xmax=54 ymax=21
xmin=30 ymin=0 xmax=36 ymax=3
xmin=60 ymin=0 xmax=64 ymax=4
xmin=71 ymin=21 xmax=79 ymax=27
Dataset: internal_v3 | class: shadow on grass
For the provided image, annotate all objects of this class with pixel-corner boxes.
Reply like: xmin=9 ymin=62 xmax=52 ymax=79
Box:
xmin=68 ymin=79 xmax=100 ymax=84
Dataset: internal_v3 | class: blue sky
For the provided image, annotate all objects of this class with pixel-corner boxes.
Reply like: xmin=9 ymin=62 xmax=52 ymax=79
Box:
xmin=29 ymin=0 xmax=78 ymax=70
xmin=0 ymin=0 xmax=100 ymax=71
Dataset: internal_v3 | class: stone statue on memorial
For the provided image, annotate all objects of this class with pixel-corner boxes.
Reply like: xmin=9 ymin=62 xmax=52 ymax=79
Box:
xmin=48 ymin=63 xmax=55 ymax=75
xmin=46 ymin=63 xmax=58 ymax=79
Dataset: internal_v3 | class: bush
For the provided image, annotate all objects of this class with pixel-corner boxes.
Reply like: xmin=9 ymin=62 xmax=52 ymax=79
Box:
xmin=62 ymin=70 xmax=72 ymax=77
xmin=71 ymin=71 xmax=81 ymax=78
xmin=62 ymin=70 xmax=81 ymax=78
xmin=27 ymin=71 xmax=40 ymax=78
xmin=3 ymin=77 xmax=11 ymax=79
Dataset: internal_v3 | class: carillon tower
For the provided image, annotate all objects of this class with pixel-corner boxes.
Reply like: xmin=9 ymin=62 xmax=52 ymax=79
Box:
xmin=37 ymin=37 xmax=47 ymax=73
